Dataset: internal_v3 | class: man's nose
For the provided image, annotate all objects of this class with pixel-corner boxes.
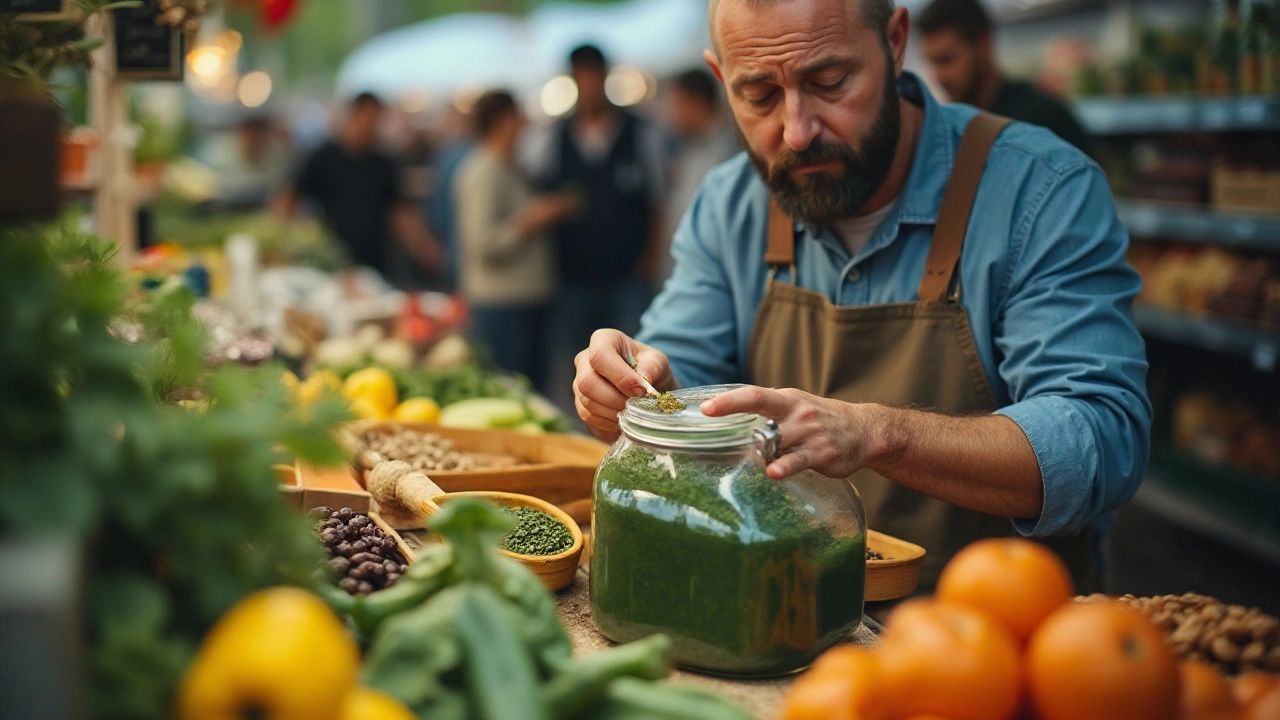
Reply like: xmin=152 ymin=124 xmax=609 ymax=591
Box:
xmin=781 ymin=91 xmax=821 ymax=153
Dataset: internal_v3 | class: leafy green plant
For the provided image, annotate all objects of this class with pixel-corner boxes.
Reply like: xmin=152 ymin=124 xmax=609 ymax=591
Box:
xmin=0 ymin=218 xmax=350 ymax=719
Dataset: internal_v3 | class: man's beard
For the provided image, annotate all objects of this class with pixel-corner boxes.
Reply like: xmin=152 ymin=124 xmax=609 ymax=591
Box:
xmin=743 ymin=64 xmax=902 ymax=226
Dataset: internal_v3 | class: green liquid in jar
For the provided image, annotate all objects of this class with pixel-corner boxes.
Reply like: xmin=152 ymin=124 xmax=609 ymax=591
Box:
xmin=590 ymin=447 xmax=865 ymax=677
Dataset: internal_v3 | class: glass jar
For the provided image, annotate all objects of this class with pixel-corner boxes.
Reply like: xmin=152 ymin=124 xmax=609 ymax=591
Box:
xmin=589 ymin=384 xmax=867 ymax=678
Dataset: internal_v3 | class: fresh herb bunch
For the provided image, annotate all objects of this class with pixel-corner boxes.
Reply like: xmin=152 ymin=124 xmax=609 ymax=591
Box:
xmin=0 ymin=218 xmax=350 ymax=720
xmin=499 ymin=506 xmax=573 ymax=557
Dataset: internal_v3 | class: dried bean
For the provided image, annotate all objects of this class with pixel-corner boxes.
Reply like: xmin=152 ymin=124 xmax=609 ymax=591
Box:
xmin=336 ymin=507 xmax=354 ymax=522
xmin=349 ymin=552 xmax=381 ymax=566
xmin=333 ymin=542 xmax=355 ymax=557
xmin=329 ymin=557 xmax=351 ymax=575
xmin=356 ymin=581 xmax=374 ymax=596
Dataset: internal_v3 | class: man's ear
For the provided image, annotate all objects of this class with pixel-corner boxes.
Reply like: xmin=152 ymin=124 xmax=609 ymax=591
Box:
xmin=887 ymin=6 xmax=910 ymax=75
xmin=704 ymin=48 xmax=725 ymax=84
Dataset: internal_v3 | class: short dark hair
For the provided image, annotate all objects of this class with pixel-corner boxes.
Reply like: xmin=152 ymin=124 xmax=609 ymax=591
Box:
xmin=471 ymin=90 xmax=518 ymax=137
xmin=569 ymin=44 xmax=607 ymax=71
xmin=916 ymin=0 xmax=992 ymax=42
xmin=350 ymin=92 xmax=383 ymax=111
xmin=670 ymin=69 xmax=720 ymax=110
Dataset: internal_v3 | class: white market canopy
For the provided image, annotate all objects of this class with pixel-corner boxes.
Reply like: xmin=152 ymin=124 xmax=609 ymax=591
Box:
xmin=335 ymin=0 xmax=711 ymax=101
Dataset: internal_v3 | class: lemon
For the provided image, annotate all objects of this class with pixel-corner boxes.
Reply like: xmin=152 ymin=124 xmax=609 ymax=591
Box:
xmin=340 ymin=367 xmax=398 ymax=415
xmin=392 ymin=397 xmax=441 ymax=423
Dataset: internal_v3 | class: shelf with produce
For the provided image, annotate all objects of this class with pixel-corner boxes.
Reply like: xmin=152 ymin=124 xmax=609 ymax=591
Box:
xmin=1118 ymin=199 xmax=1280 ymax=252
xmin=1133 ymin=305 xmax=1280 ymax=371
xmin=1138 ymin=450 xmax=1280 ymax=566
xmin=1075 ymin=96 xmax=1280 ymax=135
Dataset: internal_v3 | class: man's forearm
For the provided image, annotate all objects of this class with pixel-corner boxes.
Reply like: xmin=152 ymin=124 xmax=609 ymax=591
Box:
xmin=863 ymin=405 xmax=1044 ymax=519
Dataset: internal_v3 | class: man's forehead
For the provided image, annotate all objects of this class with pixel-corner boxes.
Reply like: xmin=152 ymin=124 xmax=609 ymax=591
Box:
xmin=713 ymin=0 xmax=863 ymax=65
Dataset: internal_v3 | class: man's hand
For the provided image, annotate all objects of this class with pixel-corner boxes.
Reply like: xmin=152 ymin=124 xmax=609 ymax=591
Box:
xmin=573 ymin=329 xmax=674 ymax=441
xmin=703 ymin=385 xmax=1045 ymax=518
xmin=700 ymin=386 xmax=877 ymax=480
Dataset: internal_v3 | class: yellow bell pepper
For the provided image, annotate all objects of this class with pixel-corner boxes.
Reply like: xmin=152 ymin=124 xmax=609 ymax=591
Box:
xmin=340 ymin=367 xmax=398 ymax=415
xmin=297 ymin=369 xmax=342 ymax=405
xmin=176 ymin=587 xmax=360 ymax=720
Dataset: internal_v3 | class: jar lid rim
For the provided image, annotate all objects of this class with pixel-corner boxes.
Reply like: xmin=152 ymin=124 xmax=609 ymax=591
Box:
xmin=620 ymin=383 xmax=762 ymax=439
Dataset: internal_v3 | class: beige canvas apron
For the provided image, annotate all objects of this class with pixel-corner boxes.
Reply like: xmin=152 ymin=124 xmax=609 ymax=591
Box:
xmin=746 ymin=113 xmax=1097 ymax=594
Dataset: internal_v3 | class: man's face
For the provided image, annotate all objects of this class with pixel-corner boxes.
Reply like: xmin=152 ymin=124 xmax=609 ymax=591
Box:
xmin=921 ymin=28 xmax=983 ymax=105
xmin=572 ymin=65 xmax=608 ymax=112
xmin=347 ymin=104 xmax=382 ymax=148
xmin=709 ymin=0 xmax=906 ymax=225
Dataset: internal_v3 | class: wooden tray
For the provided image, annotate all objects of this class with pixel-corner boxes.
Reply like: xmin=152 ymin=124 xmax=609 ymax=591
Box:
xmin=279 ymin=461 xmax=371 ymax=515
xmin=350 ymin=423 xmax=609 ymax=507
xmin=866 ymin=530 xmax=926 ymax=602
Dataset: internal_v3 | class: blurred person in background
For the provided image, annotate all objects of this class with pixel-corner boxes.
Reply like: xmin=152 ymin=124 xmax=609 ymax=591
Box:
xmin=659 ymin=68 xmax=740 ymax=289
xmin=527 ymin=43 xmax=667 ymax=349
xmin=422 ymin=104 xmax=476 ymax=292
xmin=917 ymin=0 xmax=1093 ymax=157
xmin=200 ymin=113 xmax=290 ymax=211
xmin=276 ymin=92 xmax=444 ymax=286
xmin=456 ymin=90 xmax=581 ymax=393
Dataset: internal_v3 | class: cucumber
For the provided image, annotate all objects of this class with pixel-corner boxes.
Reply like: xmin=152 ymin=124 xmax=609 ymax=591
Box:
xmin=440 ymin=398 xmax=529 ymax=429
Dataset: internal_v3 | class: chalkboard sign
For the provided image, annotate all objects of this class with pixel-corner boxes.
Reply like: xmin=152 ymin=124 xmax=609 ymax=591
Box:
xmin=113 ymin=3 xmax=184 ymax=80
xmin=0 ymin=0 xmax=71 ymax=21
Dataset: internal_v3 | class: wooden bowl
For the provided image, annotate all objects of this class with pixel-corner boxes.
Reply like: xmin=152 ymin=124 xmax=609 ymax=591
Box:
xmin=866 ymin=529 xmax=927 ymax=601
xmin=422 ymin=490 xmax=584 ymax=592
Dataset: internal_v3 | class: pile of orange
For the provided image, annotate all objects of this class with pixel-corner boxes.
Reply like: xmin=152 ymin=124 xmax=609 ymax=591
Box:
xmin=778 ymin=538 xmax=1280 ymax=720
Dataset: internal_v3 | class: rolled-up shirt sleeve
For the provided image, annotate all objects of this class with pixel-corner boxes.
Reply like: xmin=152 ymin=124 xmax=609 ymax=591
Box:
xmin=993 ymin=163 xmax=1152 ymax=537
xmin=636 ymin=182 xmax=741 ymax=388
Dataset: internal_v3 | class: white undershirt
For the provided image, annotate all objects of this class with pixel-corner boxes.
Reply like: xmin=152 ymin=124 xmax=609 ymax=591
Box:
xmin=832 ymin=202 xmax=897 ymax=257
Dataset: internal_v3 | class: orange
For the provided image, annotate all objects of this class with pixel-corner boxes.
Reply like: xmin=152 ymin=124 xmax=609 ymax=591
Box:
xmin=1178 ymin=661 xmax=1240 ymax=720
xmin=878 ymin=599 xmax=1022 ymax=720
xmin=1027 ymin=601 xmax=1180 ymax=720
xmin=1244 ymin=684 xmax=1280 ymax=720
xmin=779 ymin=646 xmax=885 ymax=720
xmin=935 ymin=538 xmax=1073 ymax=643
xmin=1234 ymin=674 xmax=1278 ymax=709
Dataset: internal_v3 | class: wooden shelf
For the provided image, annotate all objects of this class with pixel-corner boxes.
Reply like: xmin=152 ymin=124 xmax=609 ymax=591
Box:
xmin=1076 ymin=96 xmax=1280 ymax=135
xmin=1119 ymin=200 xmax=1280 ymax=252
xmin=1133 ymin=305 xmax=1280 ymax=372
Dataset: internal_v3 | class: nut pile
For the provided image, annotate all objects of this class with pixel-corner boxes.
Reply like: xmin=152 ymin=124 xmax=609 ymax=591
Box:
xmin=312 ymin=506 xmax=409 ymax=596
xmin=1078 ymin=593 xmax=1280 ymax=675
xmin=866 ymin=549 xmax=886 ymax=561
xmin=360 ymin=428 xmax=481 ymax=472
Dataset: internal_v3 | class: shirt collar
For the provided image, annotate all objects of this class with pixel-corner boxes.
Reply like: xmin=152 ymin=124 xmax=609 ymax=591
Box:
xmin=895 ymin=70 xmax=955 ymax=226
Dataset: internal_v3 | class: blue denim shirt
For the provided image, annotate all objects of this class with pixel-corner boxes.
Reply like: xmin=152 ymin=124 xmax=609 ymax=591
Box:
xmin=637 ymin=72 xmax=1151 ymax=538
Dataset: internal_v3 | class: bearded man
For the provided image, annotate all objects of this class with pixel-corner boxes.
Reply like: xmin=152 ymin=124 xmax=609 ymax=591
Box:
xmin=572 ymin=0 xmax=1150 ymax=594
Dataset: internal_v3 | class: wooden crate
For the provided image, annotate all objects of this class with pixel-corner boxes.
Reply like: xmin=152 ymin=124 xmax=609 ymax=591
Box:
xmin=1212 ymin=168 xmax=1280 ymax=216
xmin=277 ymin=461 xmax=370 ymax=515
xmin=351 ymin=423 xmax=609 ymax=507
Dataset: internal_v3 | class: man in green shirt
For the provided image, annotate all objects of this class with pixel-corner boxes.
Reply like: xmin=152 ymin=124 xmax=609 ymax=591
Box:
xmin=917 ymin=0 xmax=1094 ymax=158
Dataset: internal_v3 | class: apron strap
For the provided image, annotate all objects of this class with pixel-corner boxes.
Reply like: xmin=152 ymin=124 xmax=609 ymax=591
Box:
xmin=765 ymin=199 xmax=795 ymax=266
xmin=917 ymin=112 xmax=1012 ymax=304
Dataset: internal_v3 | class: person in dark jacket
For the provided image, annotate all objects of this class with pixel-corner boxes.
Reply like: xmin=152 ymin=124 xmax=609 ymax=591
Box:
xmin=917 ymin=0 xmax=1093 ymax=157
xmin=526 ymin=44 xmax=667 ymax=349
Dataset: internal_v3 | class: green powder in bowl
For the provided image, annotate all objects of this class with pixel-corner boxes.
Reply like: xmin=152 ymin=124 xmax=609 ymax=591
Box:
xmin=499 ymin=506 xmax=574 ymax=556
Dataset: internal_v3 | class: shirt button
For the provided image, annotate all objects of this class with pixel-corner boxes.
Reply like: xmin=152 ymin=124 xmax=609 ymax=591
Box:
xmin=847 ymin=269 xmax=861 ymax=282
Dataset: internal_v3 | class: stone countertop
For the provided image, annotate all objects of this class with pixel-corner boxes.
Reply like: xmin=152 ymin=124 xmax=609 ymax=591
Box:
xmin=554 ymin=568 xmax=880 ymax=720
